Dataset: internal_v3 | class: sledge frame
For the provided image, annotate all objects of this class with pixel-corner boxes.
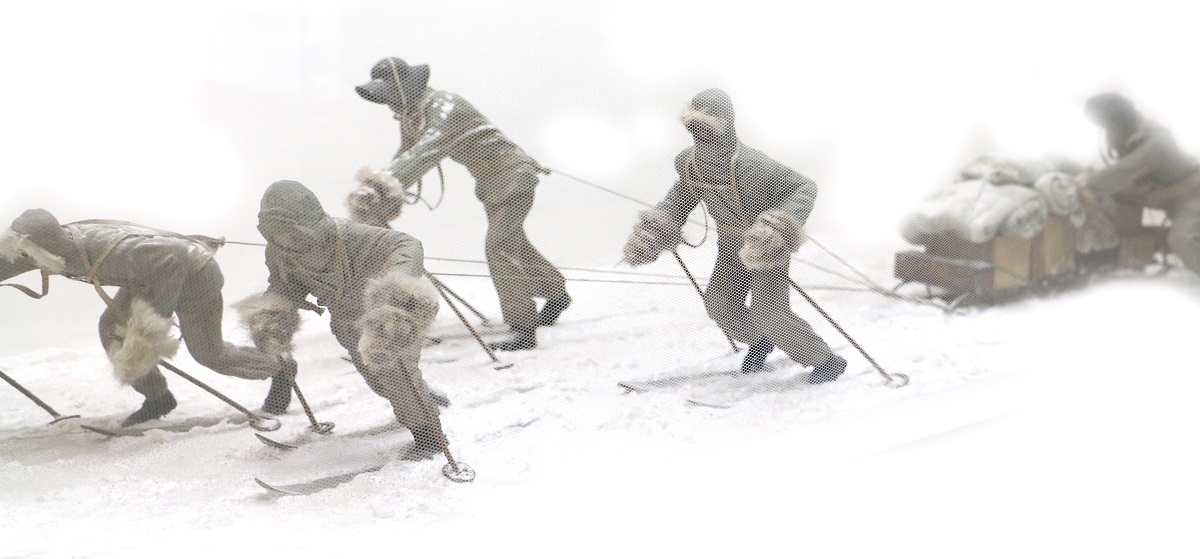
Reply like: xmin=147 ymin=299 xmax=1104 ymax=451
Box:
xmin=894 ymin=207 xmax=1173 ymax=310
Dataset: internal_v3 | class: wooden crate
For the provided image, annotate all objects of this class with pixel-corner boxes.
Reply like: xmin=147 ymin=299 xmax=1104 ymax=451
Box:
xmin=1117 ymin=226 xmax=1171 ymax=267
xmin=894 ymin=215 xmax=1077 ymax=294
xmin=1114 ymin=201 xmax=1147 ymax=234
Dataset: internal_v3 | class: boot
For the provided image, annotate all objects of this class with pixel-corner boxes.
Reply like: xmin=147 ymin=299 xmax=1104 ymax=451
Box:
xmin=538 ymin=293 xmax=573 ymax=326
xmin=261 ymin=358 xmax=297 ymax=415
xmin=809 ymin=354 xmax=847 ymax=384
xmin=121 ymin=391 xmax=178 ymax=427
xmin=489 ymin=326 xmax=537 ymax=351
xmin=740 ymin=338 xmax=774 ymax=374
xmin=402 ymin=425 xmax=441 ymax=461
xmin=430 ymin=388 xmax=451 ymax=408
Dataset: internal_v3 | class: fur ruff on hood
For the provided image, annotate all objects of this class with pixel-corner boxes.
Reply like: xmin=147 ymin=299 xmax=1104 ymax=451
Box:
xmin=357 ymin=272 xmax=438 ymax=371
xmin=106 ymin=298 xmax=180 ymax=384
xmin=233 ymin=291 xmax=301 ymax=356
xmin=0 ymin=228 xmax=66 ymax=273
xmin=680 ymin=108 xmax=727 ymax=137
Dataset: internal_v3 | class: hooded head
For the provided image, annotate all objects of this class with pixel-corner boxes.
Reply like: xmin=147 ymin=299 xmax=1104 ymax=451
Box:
xmin=1085 ymin=93 xmax=1141 ymax=151
xmin=355 ymin=57 xmax=430 ymax=110
xmin=681 ymin=88 xmax=737 ymax=145
xmin=257 ymin=180 xmax=333 ymax=253
xmin=0 ymin=209 xmax=70 ymax=273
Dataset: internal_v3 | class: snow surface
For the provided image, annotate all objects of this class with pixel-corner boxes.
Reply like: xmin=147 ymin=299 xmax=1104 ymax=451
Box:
xmin=4 ymin=236 xmax=1200 ymax=558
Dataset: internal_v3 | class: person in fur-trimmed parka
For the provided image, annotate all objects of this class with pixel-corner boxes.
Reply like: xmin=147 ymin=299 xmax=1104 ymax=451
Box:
xmin=350 ymin=56 xmax=571 ymax=352
xmin=0 ymin=209 xmax=290 ymax=427
xmin=238 ymin=180 xmax=446 ymax=459
xmin=622 ymin=88 xmax=847 ymax=382
xmin=1083 ymin=93 xmax=1200 ymax=275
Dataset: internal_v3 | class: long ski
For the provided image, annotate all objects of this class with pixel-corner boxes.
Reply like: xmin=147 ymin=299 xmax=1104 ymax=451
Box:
xmin=618 ymin=369 xmax=742 ymax=393
xmin=685 ymin=369 xmax=819 ymax=409
xmin=80 ymin=416 xmax=249 ymax=438
xmin=254 ymin=461 xmax=388 ymax=496
xmin=253 ymin=422 xmax=405 ymax=450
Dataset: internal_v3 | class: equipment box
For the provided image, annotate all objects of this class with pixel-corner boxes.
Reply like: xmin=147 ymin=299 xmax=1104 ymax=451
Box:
xmin=894 ymin=215 xmax=1076 ymax=295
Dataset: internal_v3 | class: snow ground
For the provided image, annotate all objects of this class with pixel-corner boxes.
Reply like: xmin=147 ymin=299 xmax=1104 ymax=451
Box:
xmin=3 ymin=237 xmax=1199 ymax=558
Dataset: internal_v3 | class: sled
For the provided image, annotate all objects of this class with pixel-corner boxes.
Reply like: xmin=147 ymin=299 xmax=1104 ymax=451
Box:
xmin=894 ymin=203 xmax=1172 ymax=309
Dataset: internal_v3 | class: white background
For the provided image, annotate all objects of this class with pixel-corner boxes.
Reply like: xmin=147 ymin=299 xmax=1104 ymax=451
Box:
xmin=2 ymin=1 xmax=1199 ymax=556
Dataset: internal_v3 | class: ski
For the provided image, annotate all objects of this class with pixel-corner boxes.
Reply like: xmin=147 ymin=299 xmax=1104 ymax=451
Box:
xmin=618 ymin=369 xmax=742 ymax=393
xmin=79 ymin=424 xmax=143 ymax=437
xmin=253 ymin=422 xmax=404 ymax=450
xmin=254 ymin=461 xmax=388 ymax=496
xmin=255 ymin=433 xmax=299 ymax=449
xmin=685 ymin=369 xmax=818 ymax=409
xmin=81 ymin=415 xmax=249 ymax=438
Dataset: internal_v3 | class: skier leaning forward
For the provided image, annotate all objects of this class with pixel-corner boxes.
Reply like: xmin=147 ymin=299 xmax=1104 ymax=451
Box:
xmin=0 ymin=209 xmax=290 ymax=426
xmin=622 ymin=88 xmax=847 ymax=382
xmin=237 ymin=180 xmax=447 ymax=459
xmin=349 ymin=56 xmax=571 ymax=351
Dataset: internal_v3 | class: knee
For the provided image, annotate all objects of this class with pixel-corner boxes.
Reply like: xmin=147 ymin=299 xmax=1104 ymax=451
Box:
xmin=747 ymin=302 xmax=773 ymax=326
xmin=186 ymin=344 xmax=224 ymax=369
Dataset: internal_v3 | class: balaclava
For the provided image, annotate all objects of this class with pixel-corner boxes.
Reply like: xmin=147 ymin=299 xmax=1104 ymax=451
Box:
xmin=681 ymin=88 xmax=739 ymax=184
xmin=258 ymin=181 xmax=343 ymax=296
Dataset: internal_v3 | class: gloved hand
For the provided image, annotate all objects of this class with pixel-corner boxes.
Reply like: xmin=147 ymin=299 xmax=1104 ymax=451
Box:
xmin=622 ymin=209 xmax=682 ymax=266
xmin=348 ymin=167 xmax=406 ymax=227
xmin=357 ymin=272 xmax=439 ymax=371
xmin=739 ymin=209 xmax=804 ymax=270
xmin=233 ymin=291 xmax=301 ymax=357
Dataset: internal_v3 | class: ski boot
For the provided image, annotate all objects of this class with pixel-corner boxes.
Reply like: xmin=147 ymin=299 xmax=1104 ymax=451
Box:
xmin=489 ymin=326 xmax=537 ymax=351
xmin=261 ymin=358 xmax=297 ymax=415
xmin=402 ymin=425 xmax=441 ymax=461
xmin=740 ymin=338 xmax=774 ymax=374
xmin=121 ymin=391 xmax=178 ymax=427
xmin=809 ymin=354 xmax=847 ymax=384
xmin=538 ymin=293 xmax=573 ymax=326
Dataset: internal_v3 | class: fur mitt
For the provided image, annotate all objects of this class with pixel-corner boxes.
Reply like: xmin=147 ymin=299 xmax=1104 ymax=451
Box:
xmin=348 ymin=167 xmax=406 ymax=228
xmin=357 ymin=272 xmax=439 ymax=371
xmin=233 ymin=291 xmax=301 ymax=356
xmin=740 ymin=210 xmax=804 ymax=270
xmin=622 ymin=209 xmax=682 ymax=266
xmin=106 ymin=298 xmax=181 ymax=384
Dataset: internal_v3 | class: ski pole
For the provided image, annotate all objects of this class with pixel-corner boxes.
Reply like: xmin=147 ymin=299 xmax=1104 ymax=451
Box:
xmin=787 ymin=278 xmax=909 ymax=388
xmin=395 ymin=359 xmax=475 ymax=483
xmin=289 ymin=370 xmax=334 ymax=434
xmin=671 ymin=249 xmax=740 ymax=353
xmin=154 ymin=359 xmax=284 ymax=430
xmin=0 ymin=368 xmax=80 ymax=424
xmin=428 ymin=273 xmax=493 ymax=326
xmin=427 ymin=273 xmax=512 ymax=370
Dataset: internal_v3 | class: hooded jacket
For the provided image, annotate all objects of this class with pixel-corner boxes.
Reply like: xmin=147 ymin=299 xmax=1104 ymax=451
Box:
xmin=1 ymin=210 xmax=217 ymax=314
xmin=384 ymin=88 xmax=539 ymax=205
xmin=655 ymin=89 xmax=817 ymax=239
xmin=1088 ymin=120 xmax=1200 ymax=202
xmin=259 ymin=181 xmax=426 ymax=319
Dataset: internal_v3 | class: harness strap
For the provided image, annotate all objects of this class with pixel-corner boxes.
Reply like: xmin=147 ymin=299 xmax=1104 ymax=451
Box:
xmin=66 ymin=226 xmax=131 ymax=312
xmin=0 ymin=269 xmax=51 ymax=299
